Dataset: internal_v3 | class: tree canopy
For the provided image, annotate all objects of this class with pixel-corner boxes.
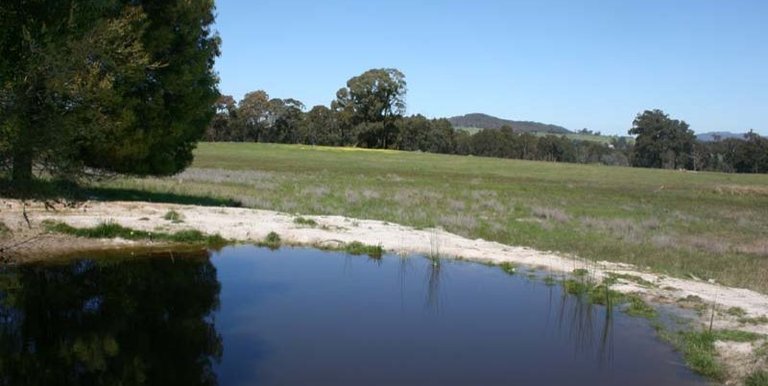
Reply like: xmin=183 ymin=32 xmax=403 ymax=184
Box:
xmin=629 ymin=109 xmax=695 ymax=169
xmin=332 ymin=68 xmax=406 ymax=148
xmin=0 ymin=0 xmax=220 ymax=190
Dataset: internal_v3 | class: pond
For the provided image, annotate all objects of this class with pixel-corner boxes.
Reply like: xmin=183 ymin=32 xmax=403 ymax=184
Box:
xmin=0 ymin=245 xmax=706 ymax=385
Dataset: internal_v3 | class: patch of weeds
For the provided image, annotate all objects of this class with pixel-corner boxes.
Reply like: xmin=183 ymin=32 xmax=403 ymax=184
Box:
xmin=682 ymin=295 xmax=704 ymax=303
xmin=712 ymin=329 xmax=764 ymax=343
xmin=0 ymin=221 xmax=11 ymax=239
xmin=344 ymin=241 xmax=383 ymax=259
xmin=543 ymin=275 xmax=557 ymax=286
xmin=572 ymin=268 xmax=589 ymax=277
xmin=259 ymin=232 xmax=282 ymax=250
xmin=293 ymin=217 xmax=317 ymax=227
xmin=163 ymin=210 xmax=184 ymax=223
xmin=745 ymin=371 xmax=768 ymax=386
xmin=499 ymin=262 xmax=517 ymax=275
xmin=606 ymin=272 xmax=655 ymax=287
xmin=563 ymin=279 xmax=590 ymax=295
xmin=726 ymin=306 xmax=747 ymax=317
xmin=42 ymin=220 xmax=226 ymax=247
xmin=588 ymin=284 xmax=623 ymax=306
xmin=624 ymin=294 xmax=657 ymax=318
xmin=739 ymin=315 xmax=768 ymax=325
xmin=674 ymin=331 xmax=724 ymax=381
xmin=168 ymin=230 xmax=227 ymax=245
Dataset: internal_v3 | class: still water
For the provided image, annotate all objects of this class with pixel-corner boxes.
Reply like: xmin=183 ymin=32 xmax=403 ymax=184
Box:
xmin=0 ymin=245 xmax=705 ymax=385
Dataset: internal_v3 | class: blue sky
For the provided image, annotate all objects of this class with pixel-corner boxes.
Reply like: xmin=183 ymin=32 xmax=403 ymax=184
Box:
xmin=213 ymin=0 xmax=768 ymax=135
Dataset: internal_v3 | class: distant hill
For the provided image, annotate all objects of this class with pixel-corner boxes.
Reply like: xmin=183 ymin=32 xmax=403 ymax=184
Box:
xmin=448 ymin=113 xmax=571 ymax=134
xmin=696 ymin=131 xmax=748 ymax=142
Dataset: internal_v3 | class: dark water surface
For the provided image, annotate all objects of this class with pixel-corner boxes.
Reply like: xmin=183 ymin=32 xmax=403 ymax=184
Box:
xmin=0 ymin=245 xmax=706 ymax=385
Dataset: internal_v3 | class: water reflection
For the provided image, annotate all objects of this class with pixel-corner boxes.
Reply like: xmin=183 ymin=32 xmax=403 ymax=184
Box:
xmin=550 ymin=285 xmax=615 ymax=365
xmin=0 ymin=247 xmax=704 ymax=386
xmin=0 ymin=251 xmax=222 ymax=386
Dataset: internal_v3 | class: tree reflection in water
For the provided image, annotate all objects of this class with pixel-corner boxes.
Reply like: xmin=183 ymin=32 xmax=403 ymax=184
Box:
xmin=0 ymin=250 xmax=222 ymax=386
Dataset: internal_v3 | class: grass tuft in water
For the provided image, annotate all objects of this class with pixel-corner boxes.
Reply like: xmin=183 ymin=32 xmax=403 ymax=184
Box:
xmin=343 ymin=241 xmax=383 ymax=258
xmin=624 ymin=294 xmax=657 ymax=318
xmin=259 ymin=232 xmax=282 ymax=250
xmin=499 ymin=262 xmax=517 ymax=275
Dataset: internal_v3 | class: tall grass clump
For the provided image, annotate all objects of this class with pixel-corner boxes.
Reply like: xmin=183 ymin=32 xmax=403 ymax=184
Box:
xmin=259 ymin=231 xmax=282 ymax=249
xmin=344 ymin=241 xmax=383 ymax=258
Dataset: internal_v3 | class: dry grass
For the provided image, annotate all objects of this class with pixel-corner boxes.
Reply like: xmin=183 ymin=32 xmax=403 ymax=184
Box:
xmin=532 ymin=206 xmax=570 ymax=223
xmin=714 ymin=185 xmax=768 ymax=197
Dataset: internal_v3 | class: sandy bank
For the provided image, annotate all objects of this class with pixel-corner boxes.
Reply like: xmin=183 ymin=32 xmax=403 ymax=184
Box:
xmin=1 ymin=199 xmax=766 ymax=383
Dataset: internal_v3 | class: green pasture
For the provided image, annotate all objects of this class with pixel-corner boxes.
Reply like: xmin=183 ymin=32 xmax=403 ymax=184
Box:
xmin=96 ymin=142 xmax=768 ymax=293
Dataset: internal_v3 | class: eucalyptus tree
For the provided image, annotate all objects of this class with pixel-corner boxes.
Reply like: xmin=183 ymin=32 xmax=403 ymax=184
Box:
xmin=332 ymin=68 xmax=407 ymax=148
xmin=629 ymin=109 xmax=695 ymax=169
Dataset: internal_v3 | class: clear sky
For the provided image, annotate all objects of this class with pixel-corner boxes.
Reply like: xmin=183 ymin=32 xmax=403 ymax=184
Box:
xmin=213 ymin=0 xmax=768 ymax=135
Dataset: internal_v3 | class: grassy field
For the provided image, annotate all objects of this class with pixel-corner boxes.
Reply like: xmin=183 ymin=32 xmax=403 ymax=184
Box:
xmin=96 ymin=143 xmax=768 ymax=293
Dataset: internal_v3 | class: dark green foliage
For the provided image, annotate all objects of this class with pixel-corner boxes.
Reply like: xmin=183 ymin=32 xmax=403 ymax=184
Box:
xmin=629 ymin=109 xmax=695 ymax=169
xmin=0 ymin=0 xmax=219 ymax=190
xmin=260 ymin=232 xmax=281 ymax=250
xmin=499 ymin=262 xmax=517 ymax=275
xmin=343 ymin=241 xmax=383 ymax=259
xmin=695 ymin=131 xmax=768 ymax=173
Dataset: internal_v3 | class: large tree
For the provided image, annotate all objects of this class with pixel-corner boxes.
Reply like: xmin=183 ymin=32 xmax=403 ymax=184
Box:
xmin=629 ymin=109 xmax=695 ymax=169
xmin=332 ymin=68 xmax=406 ymax=148
xmin=0 ymin=0 xmax=220 ymax=189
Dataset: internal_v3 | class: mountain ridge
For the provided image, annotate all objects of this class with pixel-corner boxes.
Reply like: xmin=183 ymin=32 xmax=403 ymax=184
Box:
xmin=448 ymin=113 xmax=571 ymax=134
xmin=695 ymin=131 xmax=748 ymax=142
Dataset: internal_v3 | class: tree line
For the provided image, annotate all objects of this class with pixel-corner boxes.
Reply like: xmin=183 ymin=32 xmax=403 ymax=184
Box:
xmin=205 ymin=69 xmax=767 ymax=173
